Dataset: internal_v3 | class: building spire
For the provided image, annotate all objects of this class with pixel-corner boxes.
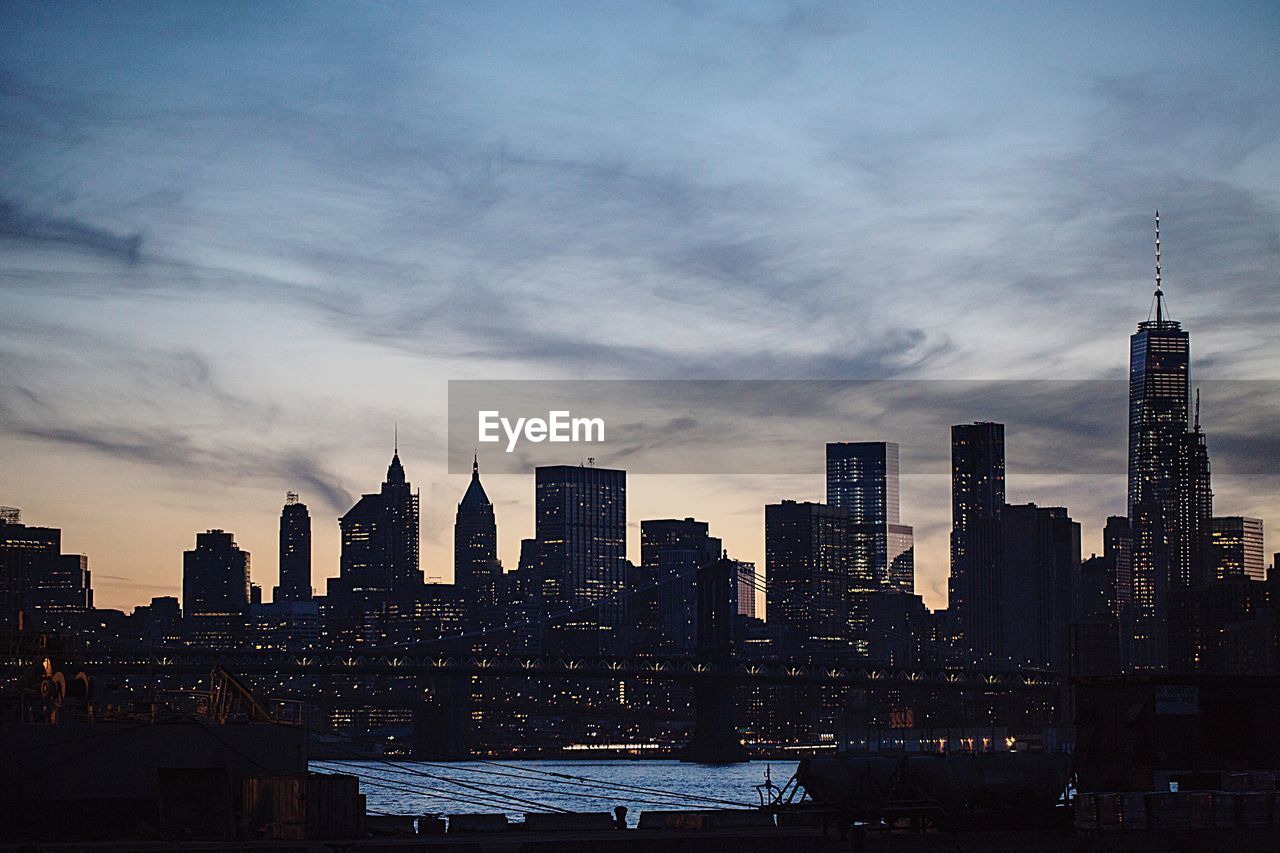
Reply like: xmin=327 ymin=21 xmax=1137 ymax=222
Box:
xmin=1154 ymin=210 xmax=1165 ymax=323
xmin=1194 ymin=387 xmax=1201 ymax=432
xmin=394 ymin=421 xmax=399 ymax=455
xmin=459 ymin=452 xmax=490 ymax=507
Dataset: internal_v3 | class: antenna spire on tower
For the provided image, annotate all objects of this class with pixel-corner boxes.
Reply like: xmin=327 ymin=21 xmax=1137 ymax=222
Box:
xmin=1194 ymin=387 xmax=1201 ymax=432
xmin=394 ymin=421 xmax=399 ymax=455
xmin=1154 ymin=210 xmax=1164 ymax=323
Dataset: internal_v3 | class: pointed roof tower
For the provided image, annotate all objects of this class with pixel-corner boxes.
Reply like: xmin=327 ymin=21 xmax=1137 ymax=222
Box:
xmin=459 ymin=453 xmax=491 ymax=508
xmin=386 ymin=424 xmax=406 ymax=485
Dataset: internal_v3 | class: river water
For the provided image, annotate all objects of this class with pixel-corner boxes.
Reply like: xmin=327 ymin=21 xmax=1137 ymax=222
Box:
xmin=311 ymin=759 xmax=794 ymax=825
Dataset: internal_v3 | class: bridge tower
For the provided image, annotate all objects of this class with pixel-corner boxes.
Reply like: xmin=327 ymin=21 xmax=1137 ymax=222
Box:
xmin=681 ymin=557 xmax=749 ymax=763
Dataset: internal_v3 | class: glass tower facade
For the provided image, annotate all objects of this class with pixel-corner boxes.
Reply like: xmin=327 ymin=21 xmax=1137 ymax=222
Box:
xmin=1126 ymin=310 xmax=1189 ymax=670
xmin=534 ymin=464 xmax=627 ymax=608
xmin=826 ymin=441 xmax=913 ymax=594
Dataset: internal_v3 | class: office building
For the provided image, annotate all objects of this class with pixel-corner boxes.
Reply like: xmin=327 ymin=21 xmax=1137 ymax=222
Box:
xmin=1209 ymin=517 xmax=1265 ymax=582
xmin=0 ymin=508 xmax=92 ymax=628
xmin=967 ymin=503 xmax=1080 ymax=672
xmin=534 ymin=464 xmax=627 ymax=609
xmin=765 ymin=500 xmax=854 ymax=651
xmin=949 ymin=422 xmax=1005 ymax=660
xmin=182 ymin=529 xmax=250 ymax=646
xmin=1126 ymin=213 xmax=1190 ymax=670
xmin=330 ymin=445 xmax=422 ymax=598
xmin=455 ymin=456 xmax=500 ymax=630
xmin=827 ymin=442 xmax=914 ymax=594
xmin=636 ymin=517 xmax=722 ymax=653
xmin=274 ymin=492 xmax=312 ymax=602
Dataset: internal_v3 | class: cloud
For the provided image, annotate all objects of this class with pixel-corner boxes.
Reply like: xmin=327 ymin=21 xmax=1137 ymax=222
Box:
xmin=0 ymin=198 xmax=142 ymax=263
xmin=0 ymin=322 xmax=355 ymax=513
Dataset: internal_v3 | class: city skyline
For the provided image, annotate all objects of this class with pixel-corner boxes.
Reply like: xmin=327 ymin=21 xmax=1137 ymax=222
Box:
xmin=3 ymin=3 xmax=1279 ymax=611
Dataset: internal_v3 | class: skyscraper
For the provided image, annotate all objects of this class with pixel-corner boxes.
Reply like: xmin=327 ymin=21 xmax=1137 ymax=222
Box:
xmin=534 ymin=464 xmax=627 ymax=609
xmin=1175 ymin=393 xmax=1213 ymax=589
xmin=455 ymin=455 xmax=500 ymax=630
xmin=1126 ymin=212 xmax=1190 ymax=670
xmin=765 ymin=500 xmax=853 ymax=651
xmin=826 ymin=441 xmax=914 ymax=594
xmin=183 ymin=529 xmax=250 ymax=646
xmin=331 ymin=446 xmax=422 ymax=598
xmin=1104 ymin=515 xmax=1133 ymax=621
xmin=637 ymin=517 xmax=722 ymax=653
xmin=0 ymin=508 xmax=92 ymax=628
xmin=967 ymin=503 xmax=1080 ymax=672
xmin=274 ymin=492 xmax=312 ymax=602
xmin=949 ymin=421 xmax=1005 ymax=661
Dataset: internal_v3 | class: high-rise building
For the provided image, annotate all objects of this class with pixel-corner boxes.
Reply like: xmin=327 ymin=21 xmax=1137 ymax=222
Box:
xmin=636 ymin=517 xmax=722 ymax=653
xmin=182 ymin=529 xmax=250 ymax=646
xmin=534 ymin=464 xmax=626 ymax=653
xmin=1209 ymin=517 xmax=1265 ymax=582
xmin=949 ymin=422 xmax=1005 ymax=660
xmin=1175 ymin=397 xmax=1213 ymax=588
xmin=967 ymin=503 xmax=1080 ymax=672
xmin=274 ymin=492 xmax=312 ymax=602
xmin=455 ymin=456 xmax=500 ymax=630
xmin=826 ymin=441 xmax=914 ymax=594
xmin=736 ymin=560 xmax=758 ymax=620
xmin=765 ymin=500 xmax=853 ymax=651
xmin=534 ymin=464 xmax=626 ymax=609
xmin=0 ymin=508 xmax=92 ymax=628
xmin=1105 ymin=516 xmax=1134 ymax=620
xmin=331 ymin=446 xmax=422 ymax=598
xmin=1126 ymin=213 xmax=1191 ymax=671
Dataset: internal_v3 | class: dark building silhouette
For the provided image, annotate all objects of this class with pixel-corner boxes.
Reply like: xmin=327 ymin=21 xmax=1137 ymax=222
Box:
xmin=1126 ymin=213 xmax=1190 ymax=670
xmin=1070 ymin=545 xmax=1123 ymax=677
xmin=967 ymin=503 xmax=1080 ymax=672
xmin=826 ymin=442 xmax=914 ymax=594
xmin=862 ymin=589 xmax=931 ymax=667
xmin=635 ymin=517 xmax=722 ymax=653
xmin=534 ymin=464 xmax=626 ymax=653
xmin=454 ymin=456 xmax=500 ymax=630
xmin=329 ymin=446 xmax=422 ymax=599
xmin=533 ymin=464 xmax=626 ymax=609
xmin=136 ymin=595 xmax=182 ymax=644
xmin=182 ymin=529 xmax=250 ymax=646
xmin=1106 ymin=516 xmax=1133 ymax=621
xmin=1172 ymin=575 xmax=1274 ymax=675
xmin=251 ymin=600 xmax=321 ymax=651
xmin=765 ymin=500 xmax=853 ymax=652
xmin=948 ymin=422 xmax=1005 ymax=661
xmin=274 ymin=492 xmax=312 ymax=602
xmin=1175 ymin=398 xmax=1213 ymax=588
xmin=0 ymin=508 xmax=92 ymax=628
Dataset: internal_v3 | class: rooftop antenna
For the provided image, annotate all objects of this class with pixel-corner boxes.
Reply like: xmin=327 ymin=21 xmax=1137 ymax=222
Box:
xmin=1154 ymin=210 xmax=1165 ymax=323
xmin=394 ymin=421 xmax=399 ymax=455
xmin=1194 ymin=388 xmax=1201 ymax=432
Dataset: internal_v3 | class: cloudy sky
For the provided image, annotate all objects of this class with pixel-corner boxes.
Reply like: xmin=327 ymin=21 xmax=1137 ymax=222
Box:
xmin=2 ymin=1 xmax=1277 ymax=612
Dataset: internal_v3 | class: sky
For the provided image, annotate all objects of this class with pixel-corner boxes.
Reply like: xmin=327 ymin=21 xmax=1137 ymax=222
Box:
xmin=2 ymin=1 xmax=1278 ymax=613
